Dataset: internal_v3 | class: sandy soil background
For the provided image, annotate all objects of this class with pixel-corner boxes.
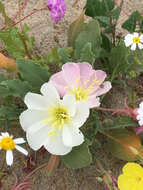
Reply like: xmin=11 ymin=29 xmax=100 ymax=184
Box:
xmin=0 ymin=0 xmax=143 ymax=189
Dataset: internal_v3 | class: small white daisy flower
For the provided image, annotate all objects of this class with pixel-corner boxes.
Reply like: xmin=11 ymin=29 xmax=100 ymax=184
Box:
xmin=136 ymin=102 xmax=143 ymax=126
xmin=0 ymin=132 xmax=28 ymax=166
xmin=124 ymin=32 xmax=143 ymax=51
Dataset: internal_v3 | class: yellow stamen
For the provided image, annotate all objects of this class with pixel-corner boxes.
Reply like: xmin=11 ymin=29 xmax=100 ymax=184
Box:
xmin=0 ymin=137 xmax=15 ymax=150
xmin=133 ymin=37 xmax=140 ymax=44
xmin=93 ymin=73 xmax=101 ymax=84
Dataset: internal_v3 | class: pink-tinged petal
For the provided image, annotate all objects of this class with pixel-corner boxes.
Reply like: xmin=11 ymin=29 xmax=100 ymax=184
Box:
xmin=62 ymin=63 xmax=80 ymax=87
xmin=77 ymin=62 xmax=94 ymax=85
xmin=50 ymin=71 xmax=67 ymax=97
xmin=94 ymin=81 xmax=112 ymax=97
xmin=86 ymin=96 xmax=100 ymax=108
xmin=88 ymin=70 xmax=107 ymax=89
xmin=135 ymin=126 xmax=143 ymax=135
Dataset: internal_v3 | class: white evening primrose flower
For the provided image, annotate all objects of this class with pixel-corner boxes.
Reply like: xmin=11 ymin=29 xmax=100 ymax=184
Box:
xmin=136 ymin=102 xmax=143 ymax=126
xmin=124 ymin=32 xmax=143 ymax=51
xmin=19 ymin=82 xmax=89 ymax=155
xmin=0 ymin=132 xmax=28 ymax=166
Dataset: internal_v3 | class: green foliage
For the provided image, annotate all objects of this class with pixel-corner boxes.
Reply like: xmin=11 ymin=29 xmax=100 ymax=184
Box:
xmin=122 ymin=11 xmax=137 ymax=32
xmin=62 ymin=142 xmax=92 ymax=169
xmin=85 ymin=0 xmax=114 ymax=18
xmin=0 ymin=105 xmax=22 ymax=120
xmin=1 ymin=79 xmax=32 ymax=98
xmin=75 ymin=20 xmax=101 ymax=60
xmin=109 ymin=44 xmax=129 ymax=81
xmin=58 ymin=47 xmax=72 ymax=63
xmin=102 ymin=117 xmax=138 ymax=131
xmin=68 ymin=11 xmax=85 ymax=47
xmin=79 ymin=42 xmax=95 ymax=64
xmin=16 ymin=59 xmax=50 ymax=90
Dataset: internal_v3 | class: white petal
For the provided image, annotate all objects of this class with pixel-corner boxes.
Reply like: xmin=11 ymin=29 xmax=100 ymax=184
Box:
xmin=72 ymin=101 xmax=89 ymax=128
xmin=24 ymin=92 xmax=49 ymax=110
xmin=27 ymin=120 xmax=49 ymax=134
xmin=44 ymin=135 xmax=72 ymax=155
xmin=139 ymin=102 xmax=143 ymax=108
xmin=125 ymin=34 xmax=133 ymax=41
xmin=140 ymin=34 xmax=143 ymax=42
xmin=1 ymin=132 xmax=9 ymax=137
xmin=62 ymin=125 xmax=84 ymax=147
xmin=26 ymin=126 xmax=50 ymax=151
xmin=14 ymin=138 xmax=25 ymax=144
xmin=6 ymin=150 xmax=13 ymax=166
xmin=139 ymin=119 xmax=143 ymax=126
xmin=19 ymin=109 xmax=48 ymax=131
xmin=131 ymin=43 xmax=136 ymax=51
xmin=0 ymin=136 xmax=3 ymax=140
xmin=62 ymin=94 xmax=76 ymax=117
xmin=138 ymin=43 xmax=143 ymax=49
xmin=15 ymin=145 xmax=28 ymax=156
xmin=124 ymin=39 xmax=133 ymax=47
xmin=133 ymin=32 xmax=139 ymax=37
xmin=40 ymin=82 xmax=60 ymax=105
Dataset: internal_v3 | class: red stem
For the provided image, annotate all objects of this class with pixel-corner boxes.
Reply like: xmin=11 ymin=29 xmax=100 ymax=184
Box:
xmin=1 ymin=7 xmax=48 ymax=30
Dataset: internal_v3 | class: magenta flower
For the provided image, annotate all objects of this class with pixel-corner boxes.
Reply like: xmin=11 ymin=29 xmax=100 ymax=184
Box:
xmin=47 ymin=0 xmax=66 ymax=24
xmin=50 ymin=62 xmax=112 ymax=108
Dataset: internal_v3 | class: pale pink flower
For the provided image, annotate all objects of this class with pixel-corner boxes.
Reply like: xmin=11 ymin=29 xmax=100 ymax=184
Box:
xmin=50 ymin=62 xmax=112 ymax=108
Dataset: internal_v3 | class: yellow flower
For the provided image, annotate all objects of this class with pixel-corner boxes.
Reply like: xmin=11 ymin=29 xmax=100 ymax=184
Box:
xmin=118 ymin=162 xmax=143 ymax=190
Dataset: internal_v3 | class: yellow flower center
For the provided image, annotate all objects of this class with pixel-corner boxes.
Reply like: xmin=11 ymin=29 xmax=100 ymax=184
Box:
xmin=66 ymin=74 xmax=101 ymax=101
xmin=72 ymin=87 xmax=89 ymax=101
xmin=44 ymin=104 xmax=71 ymax=134
xmin=0 ymin=137 xmax=15 ymax=150
xmin=133 ymin=37 xmax=140 ymax=44
xmin=136 ymin=176 xmax=142 ymax=182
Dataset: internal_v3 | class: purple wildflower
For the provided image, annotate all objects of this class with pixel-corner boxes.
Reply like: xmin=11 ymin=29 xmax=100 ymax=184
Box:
xmin=47 ymin=0 xmax=66 ymax=24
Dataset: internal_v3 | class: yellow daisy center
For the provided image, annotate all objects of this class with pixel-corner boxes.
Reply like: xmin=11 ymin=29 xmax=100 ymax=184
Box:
xmin=44 ymin=104 xmax=71 ymax=133
xmin=0 ymin=137 xmax=15 ymax=150
xmin=133 ymin=37 xmax=140 ymax=44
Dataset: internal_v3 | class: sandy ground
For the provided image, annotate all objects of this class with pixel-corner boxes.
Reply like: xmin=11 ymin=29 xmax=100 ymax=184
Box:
xmin=0 ymin=0 xmax=143 ymax=189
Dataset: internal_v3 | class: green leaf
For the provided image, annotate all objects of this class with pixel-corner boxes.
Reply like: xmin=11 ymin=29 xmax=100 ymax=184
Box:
xmin=101 ymin=0 xmax=114 ymax=12
xmin=122 ymin=11 xmax=137 ymax=32
xmin=0 ymin=74 xmax=7 ymax=82
xmin=75 ymin=20 xmax=101 ymax=59
xmin=1 ymin=79 xmax=32 ymax=98
xmin=79 ymin=42 xmax=95 ymax=64
xmin=0 ymin=105 xmax=22 ymax=120
xmin=95 ymin=16 xmax=110 ymax=25
xmin=106 ymin=129 xmax=143 ymax=161
xmin=0 ymin=85 xmax=11 ymax=98
xmin=47 ymin=47 xmax=61 ymax=65
xmin=61 ymin=142 xmax=92 ymax=169
xmin=102 ymin=117 xmax=138 ymax=130
xmin=110 ymin=6 xmax=121 ymax=20
xmin=101 ymin=33 xmax=112 ymax=52
xmin=0 ymin=27 xmax=25 ymax=58
xmin=85 ymin=0 xmax=102 ymax=18
xmin=109 ymin=44 xmax=129 ymax=80
xmin=58 ymin=48 xmax=72 ymax=63
xmin=16 ymin=59 xmax=49 ymax=89
xmin=68 ymin=11 xmax=85 ymax=47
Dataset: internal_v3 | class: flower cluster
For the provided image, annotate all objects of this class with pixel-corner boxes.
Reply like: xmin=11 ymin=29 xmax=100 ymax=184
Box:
xmin=0 ymin=132 xmax=28 ymax=166
xmin=118 ymin=162 xmax=143 ymax=190
xmin=47 ymin=0 xmax=66 ymax=24
xmin=124 ymin=32 xmax=143 ymax=51
xmin=20 ymin=62 xmax=111 ymax=155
